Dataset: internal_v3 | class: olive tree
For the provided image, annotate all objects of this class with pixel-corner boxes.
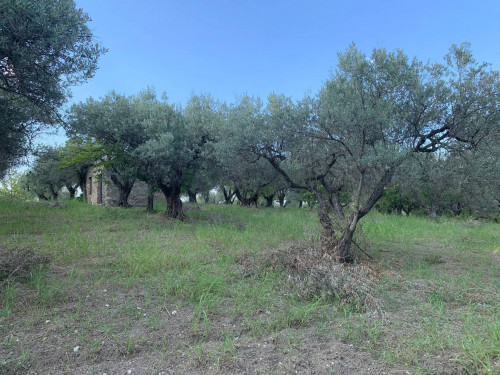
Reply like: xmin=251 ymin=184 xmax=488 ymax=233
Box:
xmin=213 ymin=96 xmax=282 ymax=207
xmin=182 ymin=94 xmax=222 ymax=204
xmin=132 ymin=93 xmax=216 ymax=218
xmin=25 ymin=147 xmax=68 ymax=200
xmin=58 ymin=137 xmax=103 ymax=202
xmin=67 ymin=93 xmax=146 ymax=206
xmin=0 ymin=0 xmax=106 ymax=177
xmin=255 ymin=44 xmax=500 ymax=262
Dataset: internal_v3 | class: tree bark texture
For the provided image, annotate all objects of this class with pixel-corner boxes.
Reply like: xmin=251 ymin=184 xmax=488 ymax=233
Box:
xmin=109 ymin=173 xmax=134 ymax=207
xmin=159 ymin=181 xmax=185 ymax=219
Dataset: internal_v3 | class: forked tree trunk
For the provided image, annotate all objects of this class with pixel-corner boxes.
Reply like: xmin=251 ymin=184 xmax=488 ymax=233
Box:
xmin=110 ymin=173 xmax=134 ymax=207
xmin=235 ymin=188 xmax=259 ymax=207
xmin=118 ymin=188 xmax=132 ymax=207
xmin=317 ymin=200 xmax=356 ymax=263
xmin=222 ymin=186 xmax=235 ymax=204
xmin=315 ymin=185 xmax=360 ymax=263
xmin=50 ymin=185 xmax=59 ymax=200
xmin=278 ymin=190 xmax=286 ymax=207
xmin=317 ymin=167 xmax=395 ymax=263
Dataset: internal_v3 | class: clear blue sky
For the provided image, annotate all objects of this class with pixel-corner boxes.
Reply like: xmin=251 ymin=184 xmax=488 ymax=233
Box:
xmin=69 ymin=0 xmax=500 ymax=105
xmin=38 ymin=0 xmax=500 ymax=147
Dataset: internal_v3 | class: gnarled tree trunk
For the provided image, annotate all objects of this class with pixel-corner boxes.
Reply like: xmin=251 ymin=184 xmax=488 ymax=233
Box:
xmin=49 ymin=185 xmax=59 ymax=200
xmin=65 ymin=184 xmax=77 ymax=199
xmin=222 ymin=186 xmax=235 ymax=204
xmin=159 ymin=182 xmax=185 ymax=219
xmin=110 ymin=172 xmax=134 ymax=207
xmin=315 ymin=168 xmax=395 ymax=263
xmin=235 ymin=188 xmax=259 ymax=207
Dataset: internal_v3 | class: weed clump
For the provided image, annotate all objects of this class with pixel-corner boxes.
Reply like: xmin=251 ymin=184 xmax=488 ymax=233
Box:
xmin=0 ymin=245 xmax=50 ymax=282
xmin=266 ymin=242 xmax=379 ymax=311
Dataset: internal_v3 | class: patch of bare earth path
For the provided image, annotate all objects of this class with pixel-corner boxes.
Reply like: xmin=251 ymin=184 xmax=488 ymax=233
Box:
xmin=0 ymin=274 xmax=416 ymax=375
xmin=1 ymin=255 xmax=474 ymax=375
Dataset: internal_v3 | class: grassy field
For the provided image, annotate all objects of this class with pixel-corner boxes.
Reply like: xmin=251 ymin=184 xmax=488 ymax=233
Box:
xmin=0 ymin=199 xmax=498 ymax=374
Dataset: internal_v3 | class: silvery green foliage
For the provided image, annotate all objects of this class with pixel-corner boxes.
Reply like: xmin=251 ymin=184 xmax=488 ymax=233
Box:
xmin=182 ymin=95 xmax=223 ymax=197
xmin=67 ymin=90 xmax=218 ymax=215
xmin=393 ymin=142 xmax=500 ymax=219
xmin=67 ymin=92 xmax=145 ymax=205
xmin=131 ymin=92 xmax=219 ymax=216
xmin=254 ymin=44 xmax=500 ymax=259
xmin=213 ymin=95 xmax=281 ymax=205
xmin=25 ymin=147 xmax=69 ymax=200
xmin=133 ymin=93 xmax=218 ymax=188
xmin=133 ymin=99 xmax=185 ymax=187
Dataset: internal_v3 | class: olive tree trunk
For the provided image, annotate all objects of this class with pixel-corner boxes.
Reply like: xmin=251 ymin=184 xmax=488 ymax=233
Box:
xmin=187 ymin=190 xmax=197 ymax=204
xmin=109 ymin=172 xmax=134 ymax=207
xmin=159 ymin=183 xmax=185 ymax=219
xmin=146 ymin=183 xmax=156 ymax=213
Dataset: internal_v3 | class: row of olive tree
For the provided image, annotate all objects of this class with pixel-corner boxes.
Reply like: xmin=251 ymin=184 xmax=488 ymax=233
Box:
xmin=64 ymin=90 xmax=220 ymax=218
xmin=62 ymin=43 xmax=499 ymax=262
xmin=376 ymin=145 xmax=500 ymax=219
xmin=213 ymin=44 xmax=500 ymax=261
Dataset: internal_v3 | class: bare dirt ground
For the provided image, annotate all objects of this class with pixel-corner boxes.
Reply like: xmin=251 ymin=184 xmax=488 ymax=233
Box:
xmin=1 ymin=259 xmax=471 ymax=375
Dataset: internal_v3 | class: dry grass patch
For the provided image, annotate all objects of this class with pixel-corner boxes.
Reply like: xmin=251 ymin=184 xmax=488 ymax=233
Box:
xmin=0 ymin=245 xmax=50 ymax=283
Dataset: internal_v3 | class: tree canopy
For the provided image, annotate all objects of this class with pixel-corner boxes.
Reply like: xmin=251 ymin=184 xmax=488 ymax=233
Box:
xmin=251 ymin=43 xmax=500 ymax=261
xmin=0 ymin=0 xmax=106 ymax=177
xmin=60 ymin=43 xmax=499 ymax=261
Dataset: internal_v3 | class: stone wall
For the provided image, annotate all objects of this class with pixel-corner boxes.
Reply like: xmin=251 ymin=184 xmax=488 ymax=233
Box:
xmin=86 ymin=168 xmax=165 ymax=206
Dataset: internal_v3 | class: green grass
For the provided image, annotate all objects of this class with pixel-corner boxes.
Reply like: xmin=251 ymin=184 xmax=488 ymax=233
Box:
xmin=0 ymin=199 xmax=498 ymax=374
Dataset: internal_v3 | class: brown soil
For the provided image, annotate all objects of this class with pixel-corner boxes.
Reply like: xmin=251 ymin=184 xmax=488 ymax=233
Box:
xmin=0 ymin=258 xmax=470 ymax=375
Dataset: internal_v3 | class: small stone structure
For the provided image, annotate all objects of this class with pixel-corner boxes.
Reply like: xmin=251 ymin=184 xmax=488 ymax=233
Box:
xmin=86 ymin=167 xmax=163 ymax=206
